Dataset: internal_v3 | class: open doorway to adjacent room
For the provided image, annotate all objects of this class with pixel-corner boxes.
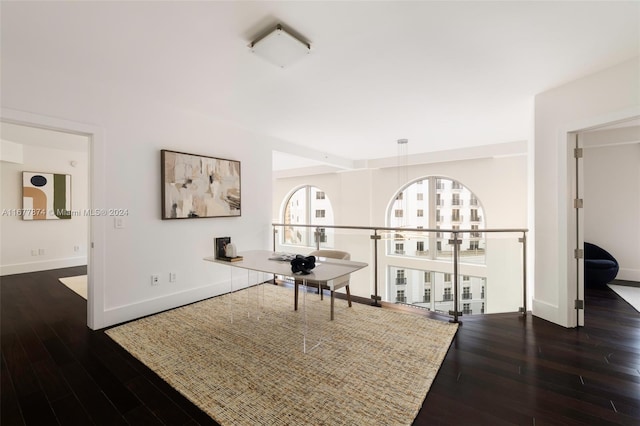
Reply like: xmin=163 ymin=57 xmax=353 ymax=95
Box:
xmin=1 ymin=116 xmax=96 ymax=326
xmin=572 ymin=117 xmax=640 ymax=324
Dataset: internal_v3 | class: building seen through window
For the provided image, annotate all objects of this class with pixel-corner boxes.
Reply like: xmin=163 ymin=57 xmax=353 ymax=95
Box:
xmin=388 ymin=266 xmax=487 ymax=315
xmin=387 ymin=177 xmax=488 ymax=314
xmin=282 ymin=185 xmax=334 ymax=247
xmin=279 ymin=179 xmax=490 ymax=314
xmin=387 ymin=177 xmax=486 ymax=262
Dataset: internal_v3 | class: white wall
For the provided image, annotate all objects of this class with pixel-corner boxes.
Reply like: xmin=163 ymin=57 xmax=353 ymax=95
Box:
xmin=1 ymin=30 xmax=277 ymax=332
xmin=274 ymin=151 xmax=528 ymax=227
xmin=273 ymin=152 xmax=529 ymax=310
xmin=1 ymin=140 xmax=24 ymax=163
xmin=1 ymin=142 xmax=89 ymax=275
xmin=534 ymin=57 xmax=640 ymax=327
xmin=583 ymin=126 xmax=640 ymax=282
xmin=1 ymin=112 xmax=275 ymax=330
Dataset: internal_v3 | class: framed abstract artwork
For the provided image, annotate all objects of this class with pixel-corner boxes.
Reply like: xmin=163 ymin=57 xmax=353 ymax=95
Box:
xmin=22 ymin=171 xmax=72 ymax=220
xmin=161 ymin=149 xmax=241 ymax=219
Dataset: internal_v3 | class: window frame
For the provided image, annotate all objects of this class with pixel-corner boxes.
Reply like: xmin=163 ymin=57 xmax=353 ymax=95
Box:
xmin=386 ymin=176 xmax=486 ymax=263
xmin=281 ymin=185 xmax=334 ymax=248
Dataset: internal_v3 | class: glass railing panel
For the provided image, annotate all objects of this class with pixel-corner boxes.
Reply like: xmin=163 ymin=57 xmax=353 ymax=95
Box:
xmin=319 ymin=227 xmax=376 ymax=302
xmin=436 ymin=232 xmax=486 ymax=264
xmin=479 ymin=231 xmax=526 ymax=315
xmin=380 ymin=230 xmax=524 ymax=316
xmin=385 ymin=229 xmax=432 ymax=259
xmin=387 ymin=266 xmax=456 ymax=315
xmin=277 ymin=224 xmax=336 ymax=249
xmin=272 ymin=224 xmax=528 ymax=320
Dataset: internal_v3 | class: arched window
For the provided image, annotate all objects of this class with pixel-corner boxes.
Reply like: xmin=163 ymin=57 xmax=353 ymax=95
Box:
xmin=387 ymin=177 xmax=486 ymax=263
xmin=386 ymin=177 xmax=487 ymax=312
xmin=281 ymin=185 xmax=334 ymax=247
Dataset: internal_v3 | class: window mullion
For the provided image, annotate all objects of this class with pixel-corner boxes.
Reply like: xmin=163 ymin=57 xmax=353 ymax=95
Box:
xmin=306 ymin=186 xmax=312 ymax=245
xmin=428 ymin=177 xmax=437 ymax=259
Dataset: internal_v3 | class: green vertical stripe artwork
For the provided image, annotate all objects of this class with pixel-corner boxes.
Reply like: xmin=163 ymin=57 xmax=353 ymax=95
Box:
xmin=53 ymin=174 xmax=71 ymax=219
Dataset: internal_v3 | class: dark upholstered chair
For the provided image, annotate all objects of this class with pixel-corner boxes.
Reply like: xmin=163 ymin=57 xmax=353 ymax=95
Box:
xmin=584 ymin=242 xmax=619 ymax=288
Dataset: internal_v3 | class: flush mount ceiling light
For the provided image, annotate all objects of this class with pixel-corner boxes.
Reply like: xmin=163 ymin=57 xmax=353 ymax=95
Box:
xmin=250 ymin=24 xmax=310 ymax=68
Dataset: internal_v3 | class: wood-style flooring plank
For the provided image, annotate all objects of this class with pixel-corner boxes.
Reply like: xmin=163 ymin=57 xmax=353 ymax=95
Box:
xmin=48 ymin=394 xmax=93 ymax=426
xmin=2 ymin=268 xmax=639 ymax=425
xmin=417 ymin=280 xmax=640 ymax=425
xmin=1 ymin=353 xmax=26 ymax=426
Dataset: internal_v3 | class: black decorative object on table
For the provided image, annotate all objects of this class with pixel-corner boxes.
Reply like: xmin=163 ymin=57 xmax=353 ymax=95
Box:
xmin=290 ymin=255 xmax=316 ymax=275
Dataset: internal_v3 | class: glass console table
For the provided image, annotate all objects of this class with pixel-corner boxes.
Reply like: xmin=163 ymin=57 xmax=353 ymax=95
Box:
xmin=204 ymin=250 xmax=367 ymax=352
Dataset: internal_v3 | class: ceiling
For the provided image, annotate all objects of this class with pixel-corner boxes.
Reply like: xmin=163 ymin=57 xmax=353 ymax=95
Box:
xmin=2 ymin=1 xmax=639 ymax=166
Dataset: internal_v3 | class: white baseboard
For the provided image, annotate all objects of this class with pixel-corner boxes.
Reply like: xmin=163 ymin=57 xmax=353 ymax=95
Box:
xmin=0 ymin=257 xmax=87 ymax=276
xmin=617 ymin=268 xmax=640 ymax=283
xmin=100 ymin=280 xmax=251 ymax=329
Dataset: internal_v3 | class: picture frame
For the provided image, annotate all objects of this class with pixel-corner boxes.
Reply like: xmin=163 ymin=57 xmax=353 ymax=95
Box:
xmin=22 ymin=171 xmax=72 ymax=220
xmin=161 ymin=149 xmax=241 ymax=219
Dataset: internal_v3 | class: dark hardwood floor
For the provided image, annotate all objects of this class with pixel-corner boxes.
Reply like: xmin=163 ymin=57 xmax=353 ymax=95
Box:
xmin=2 ymin=267 xmax=639 ymax=425
xmin=416 ymin=280 xmax=640 ymax=425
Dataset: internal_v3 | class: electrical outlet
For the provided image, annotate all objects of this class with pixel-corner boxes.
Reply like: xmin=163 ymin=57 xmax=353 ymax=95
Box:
xmin=151 ymin=275 xmax=159 ymax=286
xmin=31 ymin=249 xmax=38 ymax=256
xmin=169 ymin=272 xmax=177 ymax=283
xmin=38 ymin=248 xmax=45 ymax=255
xmin=74 ymin=245 xmax=80 ymax=252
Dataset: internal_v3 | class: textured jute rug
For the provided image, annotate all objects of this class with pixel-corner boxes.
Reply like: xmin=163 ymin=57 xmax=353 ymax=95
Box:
xmin=106 ymin=284 xmax=458 ymax=425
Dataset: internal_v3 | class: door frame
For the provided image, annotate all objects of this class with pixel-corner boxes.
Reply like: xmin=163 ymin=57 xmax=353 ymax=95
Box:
xmin=563 ymin=109 xmax=639 ymax=328
xmin=1 ymin=108 xmax=106 ymax=330
xmin=568 ymin=131 xmax=585 ymax=326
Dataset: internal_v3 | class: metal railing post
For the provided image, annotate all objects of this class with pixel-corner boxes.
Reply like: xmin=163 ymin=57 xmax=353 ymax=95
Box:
xmin=272 ymin=226 xmax=277 ymax=252
xmin=370 ymin=230 xmax=382 ymax=307
xmin=314 ymin=227 xmax=321 ymax=250
xmin=272 ymin=224 xmax=278 ymax=283
xmin=519 ymin=232 xmax=527 ymax=317
xmin=449 ymin=231 xmax=462 ymax=324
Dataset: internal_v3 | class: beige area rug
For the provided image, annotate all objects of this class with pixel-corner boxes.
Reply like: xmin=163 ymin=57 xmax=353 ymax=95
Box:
xmin=106 ymin=284 xmax=458 ymax=425
xmin=59 ymin=275 xmax=87 ymax=299
xmin=608 ymin=284 xmax=640 ymax=312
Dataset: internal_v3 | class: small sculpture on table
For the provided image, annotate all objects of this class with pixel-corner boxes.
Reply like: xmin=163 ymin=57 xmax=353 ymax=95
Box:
xmin=214 ymin=237 xmax=243 ymax=262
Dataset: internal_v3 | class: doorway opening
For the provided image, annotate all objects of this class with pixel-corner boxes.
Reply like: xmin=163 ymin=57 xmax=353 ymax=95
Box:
xmin=570 ymin=116 xmax=640 ymax=326
xmin=1 ymin=109 xmax=105 ymax=329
